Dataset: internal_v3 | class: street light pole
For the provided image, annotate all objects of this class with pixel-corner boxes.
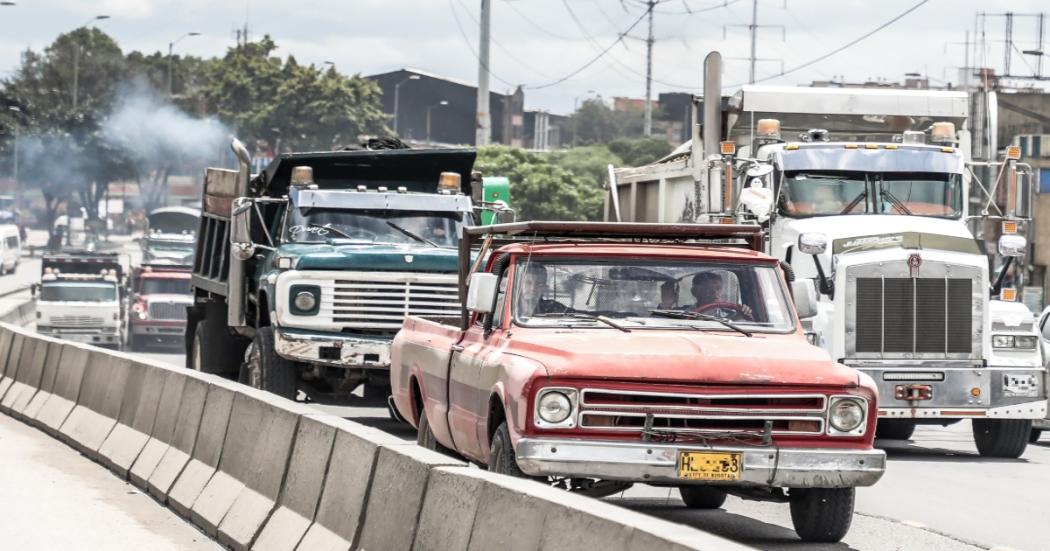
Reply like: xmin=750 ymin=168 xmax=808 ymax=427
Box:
xmin=426 ymin=100 xmax=449 ymax=144
xmin=72 ymin=15 xmax=110 ymax=110
xmin=167 ymin=32 xmax=201 ymax=97
xmin=393 ymin=74 xmax=420 ymax=136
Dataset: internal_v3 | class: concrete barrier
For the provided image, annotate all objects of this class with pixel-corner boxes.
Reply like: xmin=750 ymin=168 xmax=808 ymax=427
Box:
xmin=146 ymin=375 xmax=210 ymax=502
xmin=23 ymin=341 xmax=68 ymax=422
xmin=1 ymin=335 xmax=47 ymax=417
xmin=0 ymin=331 xmax=25 ymax=399
xmin=166 ymin=381 xmax=236 ymax=518
xmin=129 ymin=371 xmax=188 ymax=488
xmin=98 ymin=362 xmax=172 ymax=478
xmin=33 ymin=345 xmax=89 ymax=436
xmin=58 ymin=353 xmax=132 ymax=460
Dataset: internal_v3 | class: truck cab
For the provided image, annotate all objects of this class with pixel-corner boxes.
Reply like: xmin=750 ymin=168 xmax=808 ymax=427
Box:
xmin=35 ymin=252 xmax=124 ymax=349
xmin=127 ymin=264 xmax=192 ymax=351
xmin=391 ymin=221 xmax=885 ymax=544
xmin=142 ymin=206 xmax=200 ymax=265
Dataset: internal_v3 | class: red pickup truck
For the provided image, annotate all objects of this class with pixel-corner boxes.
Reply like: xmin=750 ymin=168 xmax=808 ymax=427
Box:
xmin=390 ymin=222 xmax=886 ymax=543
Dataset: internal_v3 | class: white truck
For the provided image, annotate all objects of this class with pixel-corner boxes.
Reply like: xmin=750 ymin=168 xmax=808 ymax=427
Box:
xmin=34 ymin=252 xmax=125 ymax=349
xmin=608 ymin=52 xmax=1046 ymax=458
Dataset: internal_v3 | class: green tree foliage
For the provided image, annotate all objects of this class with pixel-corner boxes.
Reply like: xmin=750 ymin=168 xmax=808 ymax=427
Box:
xmin=476 ymin=146 xmax=604 ymax=221
xmin=607 ymin=137 xmax=673 ymax=166
xmin=550 ymin=145 xmax=621 ymax=190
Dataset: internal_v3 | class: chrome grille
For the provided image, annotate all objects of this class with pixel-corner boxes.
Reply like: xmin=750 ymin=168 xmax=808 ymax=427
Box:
xmin=331 ymin=276 xmax=459 ymax=329
xmin=578 ymin=389 xmax=827 ymax=435
xmin=148 ymin=302 xmax=187 ymax=321
xmin=51 ymin=315 xmax=105 ymax=327
xmin=855 ymin=277 xmax=971 ymax=354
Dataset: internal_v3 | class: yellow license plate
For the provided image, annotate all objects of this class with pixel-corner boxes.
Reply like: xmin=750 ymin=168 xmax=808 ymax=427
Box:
xmin=678 ymin=451 xmax=742 ymax=481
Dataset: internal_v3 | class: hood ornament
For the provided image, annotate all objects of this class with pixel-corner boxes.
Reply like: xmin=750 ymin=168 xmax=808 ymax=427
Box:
xmin=908 ymin=253 xmax=922 ymax=278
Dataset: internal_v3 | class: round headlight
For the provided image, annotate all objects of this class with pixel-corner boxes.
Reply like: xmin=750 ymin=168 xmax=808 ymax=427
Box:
xmin=537 ymin=391 xmax=572 ymax=424
xmin=830 ymin=398 xmax=865 ymax=432
xmin=294 ymin=291 xmax=317 ymax=312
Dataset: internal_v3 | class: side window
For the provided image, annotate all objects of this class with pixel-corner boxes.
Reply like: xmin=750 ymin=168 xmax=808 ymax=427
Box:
xmin=490 ymin=269 xmax=510 ymax=328
xmin=7 ymin=236 xmax=16 ymax=248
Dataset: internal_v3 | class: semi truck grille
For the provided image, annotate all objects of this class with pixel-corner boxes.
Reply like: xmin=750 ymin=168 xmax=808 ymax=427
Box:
xmin=148 ymin=302 xmax=187 ymax=321
xmin=51 ymin=315 xmax=105 ymax=327
xmin=855 ymin=277 xmax=972 ymax=354
xmin=331 ymin=277 xmax=459 ymax=329
xmin=578 ymin=389 xmax=827 ymax=435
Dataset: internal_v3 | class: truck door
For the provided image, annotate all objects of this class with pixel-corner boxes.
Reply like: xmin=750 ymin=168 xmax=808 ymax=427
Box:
xmin=447 ymin=269 xmax=510 ymax=461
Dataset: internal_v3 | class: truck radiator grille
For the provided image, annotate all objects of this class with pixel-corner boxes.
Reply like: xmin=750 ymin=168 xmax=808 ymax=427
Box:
xmin=51 ymin=315 xmax=105 ymax=327
xmin=855 ymin=277 xmax=971 ymax=354
xmin=331 ymin=278 xmax=460 ymax=329
xmin=148 ymin=302 xmax=187 ymax=321
xmin=578 ymin=389 xmax=827 ymax=436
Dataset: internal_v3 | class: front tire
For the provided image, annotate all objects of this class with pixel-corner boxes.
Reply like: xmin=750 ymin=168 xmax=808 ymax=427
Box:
xmin=488 ymin=421 xmax=528 ymax=478
xmin=875 ymin=420 xmax=916 ymax=440
xmin=1030 ymin=429 xmax=1043 ymax=443
xmin=789 ymin=487 xmax=855 ymax=543
xmin=679 ymin=486 xmax=727 ymax=509
xmin=973 ymin=419 xmax=1031 ymax=458
xmin=244 ymin=326 xmax=298 ymax=400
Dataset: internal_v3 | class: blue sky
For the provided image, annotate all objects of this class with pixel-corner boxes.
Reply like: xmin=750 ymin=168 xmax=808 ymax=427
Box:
xmin=1 ymin=0 xmax=1048 ymax=113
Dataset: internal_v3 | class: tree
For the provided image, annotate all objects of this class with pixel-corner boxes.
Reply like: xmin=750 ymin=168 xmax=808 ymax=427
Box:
xmin=608 ymin=137 xmax=673 ymax=167
xmin=476 ymin=146 xmax=604 ymax=221
xmin=550 ymin=145 xmax=622 ymax=190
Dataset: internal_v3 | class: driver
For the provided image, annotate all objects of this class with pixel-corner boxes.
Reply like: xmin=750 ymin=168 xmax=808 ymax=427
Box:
xmin=516 ymin=263 xmax=570 ymax=318
xmin=681 ymin=272 xmax=752 ymax=317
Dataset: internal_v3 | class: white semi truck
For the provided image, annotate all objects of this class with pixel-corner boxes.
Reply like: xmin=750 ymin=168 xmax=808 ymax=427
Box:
xmin=608 ymin=52 xmax=1046 ymax=458
xmin=34 ymin=252 xmax=125 ymax=349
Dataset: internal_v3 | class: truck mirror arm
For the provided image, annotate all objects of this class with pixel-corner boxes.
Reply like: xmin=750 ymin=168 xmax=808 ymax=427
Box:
xmin=810 ymin=254 xmax=834 ymax=299
xmin=990 ymin=256 xmax=1013 ymax=297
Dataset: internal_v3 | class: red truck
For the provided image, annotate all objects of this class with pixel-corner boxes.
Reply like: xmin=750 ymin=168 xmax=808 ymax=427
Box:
xmin=127 ymin=264 xmax=192 ymax=351
xmin=390 ymin=222 xmax=886 ymax=543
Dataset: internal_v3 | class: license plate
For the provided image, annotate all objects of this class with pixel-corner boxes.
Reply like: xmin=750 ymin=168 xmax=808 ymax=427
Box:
xmin=678 ymin=451 xmax=742 ymax=481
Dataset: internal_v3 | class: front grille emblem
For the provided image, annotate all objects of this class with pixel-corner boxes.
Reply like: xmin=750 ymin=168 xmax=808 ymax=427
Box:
xmin=907 ymin=253 xmax=922 ymax=278
xmin=404 ymin=255 xmax=414 ymax=263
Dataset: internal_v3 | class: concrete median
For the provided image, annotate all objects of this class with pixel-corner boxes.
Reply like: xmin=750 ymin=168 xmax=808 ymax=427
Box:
xmin=147 ymin=374 xmax=210 ymax=502
xmin=58 ymin=353 xmax=133 ymax=460
xmin=23 ymin=341 xmax=68 ymax=423
xmin=98 ymin=361 xmax=173 ymax=478
xmin=0 ymin=331 xmax=25 ymax=399
xmin=166 ymin=380 xmax=236 ymax=518
xmin=33 ymin=345 xmax=89 ymax=436
xmin=1 ymin=335 xmax=48 ymax=418
xmin=129 ymin=370 xmax=188 ymax=489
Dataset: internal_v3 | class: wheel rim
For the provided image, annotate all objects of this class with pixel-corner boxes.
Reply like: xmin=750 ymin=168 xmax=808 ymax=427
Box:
xmin=248 ymin=344 xmax=262 ymax=389
xmin=192 ymin=330 xmax=203 ymax=371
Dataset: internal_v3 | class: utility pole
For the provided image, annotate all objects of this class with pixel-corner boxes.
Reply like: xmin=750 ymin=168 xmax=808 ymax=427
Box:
xmin=71 ymin=15 xmax=110 ymax=110
xmin=643 ymin=0 xmax=655 ymax=136
xmin=749 ymin=0 xmax=758 ymax=84
xmin=168 ymin=32 xmax=201 ymax=97
xmin=724 ymin=2 xmax=784 ymax=85
xmin=476 ymin=0 xmax=491 ymax=146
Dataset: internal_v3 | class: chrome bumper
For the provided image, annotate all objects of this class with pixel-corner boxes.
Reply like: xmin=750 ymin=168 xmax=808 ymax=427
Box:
xmin=39 ymin=330 xmax=121 ymax=346
xmin=514 ymin=438 xmax=886 ymax=488
xmin=274 ymin=328 xmax=391 ymax=369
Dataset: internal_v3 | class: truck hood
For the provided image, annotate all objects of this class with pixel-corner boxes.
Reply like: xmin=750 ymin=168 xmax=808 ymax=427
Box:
xmin=511 ymin=330 xmax=860 ymax=388
xmin=282 ymin=243 xmax=460 ymax=272
xmin=782 ymin=215 xmax=976 ymax=252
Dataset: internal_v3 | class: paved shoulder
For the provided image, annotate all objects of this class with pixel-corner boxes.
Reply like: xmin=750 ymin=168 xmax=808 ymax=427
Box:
xmin=0 ymin=413 xmax=219 ymax=551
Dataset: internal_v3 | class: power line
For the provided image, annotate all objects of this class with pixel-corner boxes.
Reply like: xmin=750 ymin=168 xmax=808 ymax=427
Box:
xmin=499 ymin=0 xmax=578 ymax=41
xmin=455 ymin=0 xmax=559 ymax=80
xmin=726 ymin=0 xmax=930 ymax=87
xmin=528 ymin=8 xmax=651 ymax=89
xmin=448 ymin=0 xmax=519 ymax=88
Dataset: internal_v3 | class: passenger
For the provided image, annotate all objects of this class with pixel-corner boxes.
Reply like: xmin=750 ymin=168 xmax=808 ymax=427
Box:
xmin=681 ymin=272 xmax=752 ymax=317
xmin=516 ymin=263 xmax=570 ymax=318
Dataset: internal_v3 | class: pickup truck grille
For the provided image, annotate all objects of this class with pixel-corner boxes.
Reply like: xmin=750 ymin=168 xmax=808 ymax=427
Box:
xmin=148 ymin=302 xmax=187 ymax=321
xmin=578 ymin=389 xmax=827 ymax=436
xmin=331 ymin=275 xmax=459 ymax=329
xmin=51 ymin=315 xmax=105 ymax=328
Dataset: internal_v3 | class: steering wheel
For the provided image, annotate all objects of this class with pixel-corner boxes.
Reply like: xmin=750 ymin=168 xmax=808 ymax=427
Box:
xmin=693 ymin=301 xmax=754 ymax=322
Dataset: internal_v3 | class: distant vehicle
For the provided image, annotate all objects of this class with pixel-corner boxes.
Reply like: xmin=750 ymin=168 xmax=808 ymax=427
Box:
xmin=34 ymin=252 xmax=125 ymax=349
xmin=127 ymin=264 xmax=192 ymax=351
xmin=0 ymin=224 xmax=21 ymax=274
xmin=142 ymin=206 xmax=200 ymax=265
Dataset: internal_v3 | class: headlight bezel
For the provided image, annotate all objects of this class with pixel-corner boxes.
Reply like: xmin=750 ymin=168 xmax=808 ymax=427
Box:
xmin=992 ymin=334 xmax=1039 ymax=350
xmin=827 ymin=395 xmax=868 ymax=436
xmin=288 ymin=284 xmax=321 ymax=316
xmin=533 ymin=387 xmax=578 ymax=429
xmin=992 ymin=335 xmax=1016 ymax=349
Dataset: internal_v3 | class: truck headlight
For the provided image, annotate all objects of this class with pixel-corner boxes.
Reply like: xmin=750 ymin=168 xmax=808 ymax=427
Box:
xmin=289 ymin=285 xmax=321 ymax=316
xmin=828 ymin=397 xmax=866 ymax=434
xmin=1014 ymin=336 xmax=1038 ymax=349
xmin=534 ymin=388 xmax=577 ymax=427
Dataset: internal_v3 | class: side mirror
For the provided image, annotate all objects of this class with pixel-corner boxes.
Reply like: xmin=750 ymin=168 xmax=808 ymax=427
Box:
xmin=231 ymin=197 xmax=255 ymax=260
xmin=791 ymin=279 xmax=818 ymax=319
xmin=798 ymin=233 xmax=828 ymax=255
xmin=30 ymin=283 xmax=38 ymax=297
xmin=466 ymin=272 xmax=498 ymax=314
xmin=999 ymin=234 xmax=1026 ymax=257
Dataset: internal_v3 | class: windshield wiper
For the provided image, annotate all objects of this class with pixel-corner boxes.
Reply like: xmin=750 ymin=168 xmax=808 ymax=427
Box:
xmin=840 ymin=190 xmax=867 ymax=215
xmin=648 ymin=309 xmax=752 ymax=337
xmin=385 ymin=221 xmax=440 ymax=247
xmin=307 ymin=223 xmax=356 ymax=240
xmin=880 ymin=189 xmax=912 ymax=215
xmin=531 ymin=312 xmax=632 ymax=333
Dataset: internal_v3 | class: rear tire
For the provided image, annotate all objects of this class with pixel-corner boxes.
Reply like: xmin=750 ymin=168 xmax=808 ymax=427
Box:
xmin=189 ymin=308 xmax=244 ymax=376
xmin=875 ymin=420 xmax=916 ymax=440
xmin=416 ymin=407 xmax=459 ymax=458
xmin=973 ymin=419 xmax=1032 ymax=458
xmin=244 ymin=326 xmax=298 ymax=400
xmin=488 ymin=421 xmax=528 ymax=478
xmin=1030 ymin=429 xmax=1043 ymax=443
xmin=789 ymin=487 xmax=855 ymax=543
xmin=679 ymin=486 xmax=727 ymax=509
xmin=129 ymin=334 xmax=143 ymax=352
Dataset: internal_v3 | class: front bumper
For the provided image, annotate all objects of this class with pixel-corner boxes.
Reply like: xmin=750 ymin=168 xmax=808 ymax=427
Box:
xmin=851 ymin=365 xmax=1048 ymax=420
xmin=514 ymin=438 xmax=886 ymax=489
xmin=130 ymin=322 xmax=185 ymax=337
xmin=38 ymin=329 xmax=121 ymax=346
xmin=274 ymin=328 xmax=391 ymax=369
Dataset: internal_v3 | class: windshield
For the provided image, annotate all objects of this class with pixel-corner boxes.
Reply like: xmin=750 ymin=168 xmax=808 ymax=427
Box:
xmin=781 ymin=171 xmax=962 ymax=218
xmin=286 ymin=207 xmax=462 ymax=247
xmin=41 ymin=281 xmax=117 ymax=302
xmin=140 ymin=278 xmax=191 ymax=295
xmin=511 ymin=259 xmax=794 ymax=332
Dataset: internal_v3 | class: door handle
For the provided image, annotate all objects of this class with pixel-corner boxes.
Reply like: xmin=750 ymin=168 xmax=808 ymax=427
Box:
xmin=450 ymin=344 xmax=465 ymax=352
